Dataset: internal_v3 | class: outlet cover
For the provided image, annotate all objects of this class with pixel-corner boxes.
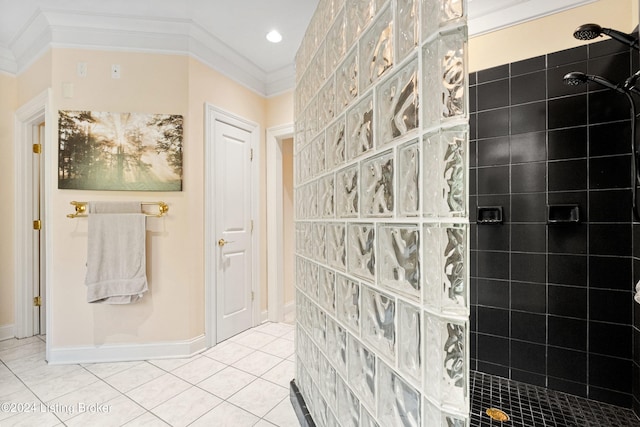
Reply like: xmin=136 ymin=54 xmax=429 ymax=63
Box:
xmin=111 ymin=64 xmax=121 ymax=79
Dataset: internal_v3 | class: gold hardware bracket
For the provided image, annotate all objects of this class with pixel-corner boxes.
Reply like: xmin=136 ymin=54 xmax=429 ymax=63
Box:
xmin=251 ymin=291 xmax=255 ymax=301
xmin=33 ymin=296 xmax=42 ymax=307
xmin=32 ymin=144 xmax=42 ymax=154
xmin=67 ymin=201 xmax=169 ymax=218
xmin=250 ymin=148 xmax=253 ymax=161
xmin=33 ymin=220 xmax=41 ymax=230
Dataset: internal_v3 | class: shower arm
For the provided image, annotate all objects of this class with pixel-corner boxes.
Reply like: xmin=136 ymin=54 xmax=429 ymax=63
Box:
xmin=623 ymin=90 xmax=640 ymax=221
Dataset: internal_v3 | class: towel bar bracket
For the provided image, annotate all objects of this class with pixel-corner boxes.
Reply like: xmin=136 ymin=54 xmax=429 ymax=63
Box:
xmin=67 ymin=201 xmax=169 ymax=218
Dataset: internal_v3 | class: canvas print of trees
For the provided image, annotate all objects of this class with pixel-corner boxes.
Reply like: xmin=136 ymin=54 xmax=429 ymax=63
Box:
xmin=58 ymin=110 xmax=183 ymax=191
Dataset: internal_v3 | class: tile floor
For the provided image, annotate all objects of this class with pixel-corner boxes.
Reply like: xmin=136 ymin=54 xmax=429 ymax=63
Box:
xmin=0 ymin=322 xmax=299 ymax=426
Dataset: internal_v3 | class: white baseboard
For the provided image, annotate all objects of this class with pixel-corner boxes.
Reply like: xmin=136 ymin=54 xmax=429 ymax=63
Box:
xmin=0 ymin=324 xmax=15 ymax=342
xmin=47 ymin=335 xmax=207 ymax=365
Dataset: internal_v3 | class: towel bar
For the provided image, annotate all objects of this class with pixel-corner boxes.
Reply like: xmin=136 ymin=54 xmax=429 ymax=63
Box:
xmin=67 ymin=201 xmax=169 ymax=218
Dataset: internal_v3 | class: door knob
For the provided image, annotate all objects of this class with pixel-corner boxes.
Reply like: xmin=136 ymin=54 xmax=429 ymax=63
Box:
xmin=218 ymin=238 xmax=234 ymax=247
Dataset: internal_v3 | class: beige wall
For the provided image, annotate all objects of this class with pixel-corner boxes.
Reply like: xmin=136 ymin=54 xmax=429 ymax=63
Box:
xmin=282 ymin=137 xmax=295 ymax=306
xmin=266 ymin=91 xmax=294 ymax=128
xmin=0 ymin=72 xmax=17 ymax=328
xmin=469 ymin=0 xmax=637 ymax=71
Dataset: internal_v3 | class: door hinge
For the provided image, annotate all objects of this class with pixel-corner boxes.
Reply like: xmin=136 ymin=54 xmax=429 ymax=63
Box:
xmin=33 ymin=144 xmax=42 ymax=154
xmin=251 ymin=220 xmax=254 ymax=233
xmin=33 ymin=296 xmax=42 ymax=307
xmin=251 ymin=291 xmax=255 ymax=301
xmin=250 ymin=148 xmax=253 ymax=161
xmin=33 ymin=220 xmax=41 ymax=230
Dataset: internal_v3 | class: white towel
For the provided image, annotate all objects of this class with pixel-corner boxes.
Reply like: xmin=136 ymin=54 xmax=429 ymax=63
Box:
xmin=88 ymin=201 xmax=141 ymax=214
xmin=635 ymin=280 xmax=640 ymax=304
xmin=85 ymin=213 xmax=148 ymax=304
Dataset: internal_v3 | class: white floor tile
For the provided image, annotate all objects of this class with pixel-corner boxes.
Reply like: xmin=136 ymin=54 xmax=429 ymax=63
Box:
xmin=147 ymin=355 xmax=199 ymax=372
xmin=203 ymin=341 xmax=254 ymax=365
xmin=230 ymin=331 xmax=278 ymax=349
xmin=28 ymin=368 xmax=99 ymax=402
xmin=190 ymin=401 xmax=259 ymax=426
xmin=259 ymin=338 xmax=295 ymax=359
xmin=227 ymin=378 xmax=288 ymax=417
xmin=3 ymin=351 xmax=47 ymax=375
xmin=197 ymin=366 xmax=257 ymax=400
xmin=151 ymin=386 xmax=221 ymax=427
xmin=123 ymin=411 xmax=171 ymax=426
xmin=82 ymin=360 xmax=144 ymax=379
xmin=17 ymin=363 xmax=83 ymax=387
xmin=0 ymin=388 xmax=40 ymax=422
xmin=0 ymin=337 xmax=42 ymax=352
xmin=126 ymin=373 xmax=191 ymax=410
xmin=0 ymin=408 xmax=61 ymax=427
xmin=253 ymin=322 xmax=295 ymax=338
xmin=281 ymin=330 xmax=295 ymax=342
xmin=65 ymin=394 xmax=145 ymax=427
xmin=170 ymin=356 xmax=226 ymax=384
xmin=253 ymin=420 xmax=277 ymax=427
xmin=264 ymin=398 xmax=301 ymax=427
xmin=0 ymin=372 xmax=31 ymax=400
xmin=0 ymin=341 xmax=46 ymax=363
xmin=232 ymin=351 xmax=284 ymax=376
xmin=44 ymin=380 xmax=120 ymax=421
xmin=103 ymin=362 xmax=165 ymax=393
xmin=262 ymin=359 xmax=295 ymax=388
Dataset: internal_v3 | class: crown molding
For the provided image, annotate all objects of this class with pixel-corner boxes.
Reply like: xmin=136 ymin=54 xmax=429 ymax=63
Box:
xmin=469 ymin=0 xmax=598 ymax=36
xmin=1 ymin=8 xmax=288 ymax=96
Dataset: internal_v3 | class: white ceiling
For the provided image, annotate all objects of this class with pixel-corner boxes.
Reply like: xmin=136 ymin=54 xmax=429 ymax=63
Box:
xmin=0 ymin=0 xmax=596 ymax=96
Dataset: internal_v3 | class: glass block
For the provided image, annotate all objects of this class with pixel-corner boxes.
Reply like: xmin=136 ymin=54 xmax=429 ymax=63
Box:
xmin=337 ymin=376 xmax=361 ymax=427
xmin=346 ymin=0 xmax=375 ymax=48
xmin=336 ymin=274 xmax=360 ymax=333
xmin=396 ymin=0 xmax=419 ymax=62
xmin=424 ymin=313 xmax=467 ymax=411
xmin=346 ymin=93 xmax=374 ymax=160
xmin=312 ymin=133 xmax=327 ymax=178
xmin=398 ymin=301 xmax=421 ymax=382
xmin=361 ymin=150 xmax=394 ymax=217
xmin=423 ymin=26 xmax=467 ymax=129
xmin=398 ymin=140 xmax=420 ymax=216
xmin=313 ymin=223 xmax=327 ymax=262
xmin=306 ymin=96 xmax=319 ymax=143
xmin=361 ymin=285 xmax=396 ymax=361
xmin=423 ymin=223 xmax=467 ymax=315
xmin=326 ymin=315 xmax=348 ymax=374
xmin=422 ymin=0 xmax=464 ymax=41
xmin=423 ymin=126 xmax=467 ymax=218
xmin=377 ymin=224 xmax=420 ymax=299
xmin=326 ymin=116 xmax=346 ymax=169
xmin=299 ymin=143 xmax=313 ymax=183
xmin=336 ymin=47 xmax=358 ymax=111
xmin=378 ymin=361 xmax=421 ymax=427
xmin=312 ymin=383 xmax=329 ymax=427
xmin=376 ymin=58 xmax=419 ymax=146
xmin=360 ymin=407 xmax=380 ymax=427
xmin=348 ymin=335 xmax=376 ymax=409
xmin=319 ymin=175 xmax=335 ymax=218
xmin=299 ymin=181 xmax=318 ymax=220
xmin=424 ymin=399 xmax=469 ymax=427
xmin=296 ymin=256 xmax=307 ymax=293
xmin=359 ymin=5 xmax=393 ymax=91
xmin=336 ymin=164 xmax=359 ymax=218
xmin=327 ymin=9 xmax=347 ymax=72
xmin=327 ymin=223 xmax=347 ymax=271
xmin=319 ymin=354 xmax=337 ymax=408
xmin=311 ymin=305 xmax=327 ymax=349
xmin=307 ymin=261 xmax=319 ymax=301
xmin=320 ymin=78 xmax=336 ymax=130
xmin=309 ymin=337 xmax=320 ymax=380
xmin=347 ymin=223 xmax=375 ymax=282
xmin=319 ymin=267 xmax=336 ymax=314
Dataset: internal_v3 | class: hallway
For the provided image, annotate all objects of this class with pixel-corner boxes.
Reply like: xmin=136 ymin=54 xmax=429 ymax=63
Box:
xmin=0 ymin=322 xmax=297 ymax=426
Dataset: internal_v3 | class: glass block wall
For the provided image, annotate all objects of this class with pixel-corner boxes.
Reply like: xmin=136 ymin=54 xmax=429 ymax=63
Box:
xmin=293 ymin=0 xmax=470 ymax=425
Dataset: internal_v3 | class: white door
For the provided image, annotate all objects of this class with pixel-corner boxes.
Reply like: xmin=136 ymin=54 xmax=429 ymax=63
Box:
xmin=215 ymin=120 xmax=253 ymax=342
xmin=32 ymin=123 xmax=45 ymax=335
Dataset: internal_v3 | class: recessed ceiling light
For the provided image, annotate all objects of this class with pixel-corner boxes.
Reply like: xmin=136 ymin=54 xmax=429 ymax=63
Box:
xmin=266 ymin=30 xmax=283 ymax=43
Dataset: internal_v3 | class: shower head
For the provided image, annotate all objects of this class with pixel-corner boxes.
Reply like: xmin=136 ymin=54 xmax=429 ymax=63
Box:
xmin=573 ymin=23 xmax=639 ymax=49
xmin=563 ymin=71 xmax=628 ymax=94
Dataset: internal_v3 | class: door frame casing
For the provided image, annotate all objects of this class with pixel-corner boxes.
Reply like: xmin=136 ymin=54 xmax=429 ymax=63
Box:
xmin=265 ymin=123 xmax=293 ymax=322
xmin=204 ymin=103 xmax=260 ymax=347
xmin=14 ymin=89 xmax=52 ymax=353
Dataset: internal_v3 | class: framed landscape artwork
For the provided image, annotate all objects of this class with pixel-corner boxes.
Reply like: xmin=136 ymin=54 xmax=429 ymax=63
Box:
xmin=58 ymin=110 xmax=183 ymax=191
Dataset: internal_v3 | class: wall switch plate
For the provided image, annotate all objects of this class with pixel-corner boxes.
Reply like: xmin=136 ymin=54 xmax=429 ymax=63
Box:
xmin=111 ymin=64 xmax=121 ymax=79
xmin=77 ymin=62 xmax=87 ymax=78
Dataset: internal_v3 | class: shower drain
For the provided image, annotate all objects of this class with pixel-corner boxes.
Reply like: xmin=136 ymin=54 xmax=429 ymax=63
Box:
xmin=486 ymin=408 xmax=510 ymax=422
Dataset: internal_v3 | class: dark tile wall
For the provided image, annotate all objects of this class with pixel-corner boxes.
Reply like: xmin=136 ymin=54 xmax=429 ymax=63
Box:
xmin=469 ymin=38 xmax=638 ymax=409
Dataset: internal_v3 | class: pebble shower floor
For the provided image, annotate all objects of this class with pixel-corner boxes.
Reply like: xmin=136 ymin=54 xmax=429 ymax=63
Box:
xmin=471 ymin=371 xmax=640 ymax=427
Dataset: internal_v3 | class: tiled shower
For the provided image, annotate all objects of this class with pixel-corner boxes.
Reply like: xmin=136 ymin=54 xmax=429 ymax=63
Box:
xmin=293 ymin=0 xmax=470 ymax=425
xmin=469 ymin=36 xmax=640 ymax=416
